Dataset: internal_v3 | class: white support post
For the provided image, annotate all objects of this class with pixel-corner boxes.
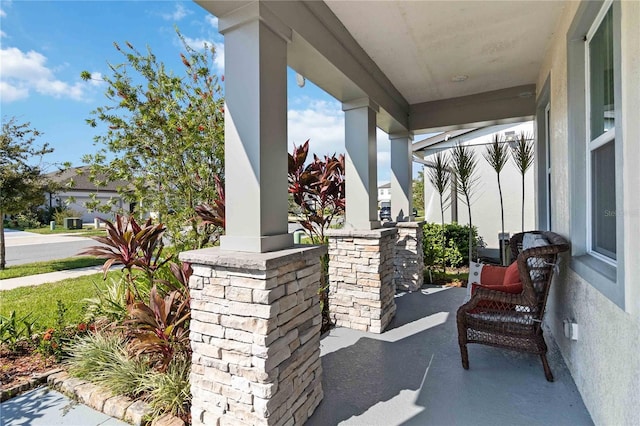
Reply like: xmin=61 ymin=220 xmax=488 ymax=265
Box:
xmin=218 ymin=3 xmax=293 ymax=253
xmin=390 ymin=132 xmax=413 ymax=222
xmin=343 ymin=98 xmax=380 ymax=230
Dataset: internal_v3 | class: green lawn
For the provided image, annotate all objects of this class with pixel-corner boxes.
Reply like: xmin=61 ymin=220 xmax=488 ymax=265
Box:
xmin=25 ymin=226 xmax=106 ymax=237
xmin=0 ymin=272 xmax=119 ymax=331
xmin=0 ymin=257 xmax=105 ymax=280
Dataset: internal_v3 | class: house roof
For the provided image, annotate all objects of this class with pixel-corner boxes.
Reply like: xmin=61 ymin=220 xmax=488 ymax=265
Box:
xmin=46 ymin=166 xmax=128 ymax=193
xmin=378 ymin=182 xmax=391 ymax=189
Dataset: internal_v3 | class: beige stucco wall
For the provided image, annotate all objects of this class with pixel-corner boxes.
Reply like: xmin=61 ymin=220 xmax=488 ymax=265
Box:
xmin=424 ymin=123 xmax=536 ymax=249
xmin=537 ymin=1 xmax=640 ymax=424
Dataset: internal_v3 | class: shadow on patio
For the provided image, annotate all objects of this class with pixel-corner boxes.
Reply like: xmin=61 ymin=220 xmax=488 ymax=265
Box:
xmin=307 ymin=285 xmax=593 ymax=426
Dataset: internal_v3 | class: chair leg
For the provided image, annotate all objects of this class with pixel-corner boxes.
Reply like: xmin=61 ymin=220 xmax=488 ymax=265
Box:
xmin=540 ymin=354 xmax=554 ymax=382
xmin=460 ymin=344 xmax=469 ymax=369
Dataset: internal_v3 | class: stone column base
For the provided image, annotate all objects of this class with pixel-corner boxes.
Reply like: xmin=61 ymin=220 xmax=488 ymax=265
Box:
xmin=179 ymin=245 xmax=327 ymax=426
xmin=391 ymin=221 xmax=425 ymax=292
xmin=326 ymin=227 xmax=397 ymax=333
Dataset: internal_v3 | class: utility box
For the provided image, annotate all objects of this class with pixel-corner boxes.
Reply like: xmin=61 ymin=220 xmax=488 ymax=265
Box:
xmin=64 ymin=217 xmax=82 ymax=230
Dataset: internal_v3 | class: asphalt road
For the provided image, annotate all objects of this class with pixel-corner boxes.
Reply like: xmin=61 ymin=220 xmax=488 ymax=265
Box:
xmin=3 ymin=230 xmax=99 ymax=267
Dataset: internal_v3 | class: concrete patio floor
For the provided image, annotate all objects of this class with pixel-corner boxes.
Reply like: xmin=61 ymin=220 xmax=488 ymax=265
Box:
xmin=308 ymin=285 xmax=593 ymax=426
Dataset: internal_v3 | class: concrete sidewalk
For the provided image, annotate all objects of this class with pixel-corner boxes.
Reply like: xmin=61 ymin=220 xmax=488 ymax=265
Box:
xmin=0 ymin=266 xmax=106 ymax=291
xmin=0 ymin=387 xmax=129 ymax=426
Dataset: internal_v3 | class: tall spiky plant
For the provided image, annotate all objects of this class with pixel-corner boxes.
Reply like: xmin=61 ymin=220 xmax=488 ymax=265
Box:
xmin=426 ymin=152 xmax=451 ymax=272
xmin=451 ymin=143 xmax=479 ymax=264
xmin=511 ymin=132 xmax=534 ymax=232
xmin=484 ymin=134 xmax=510 ymax=265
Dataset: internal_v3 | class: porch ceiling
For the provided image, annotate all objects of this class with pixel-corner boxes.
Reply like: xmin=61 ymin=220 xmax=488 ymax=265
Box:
xmin=325 ymin=0 xmax=566 ymax=105
xmin=198 ymin=0 xmax=566 ymax=133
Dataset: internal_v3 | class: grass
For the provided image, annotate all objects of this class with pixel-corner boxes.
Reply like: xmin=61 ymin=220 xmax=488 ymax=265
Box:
xmin=24 ymin=226 xmax=106 ymax=237
xmin=0 ymin=257 xmax=105 ymax=280
xmin=424 ymin=268 xmax=469 ymax=286
xmin=0 ymin=272 xmax=119 ymax=331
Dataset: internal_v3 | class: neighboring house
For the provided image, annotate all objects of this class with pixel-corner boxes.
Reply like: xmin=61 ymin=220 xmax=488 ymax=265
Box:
xmin=197 ymin=1 xmax=640 ymax=424
xmin=45 ymin=166 xmax=129 ymax=223
xmin=377 ymin=182 xmax=390 ymax=208
xmin=416 ymin=121 xmax=535 ymax=250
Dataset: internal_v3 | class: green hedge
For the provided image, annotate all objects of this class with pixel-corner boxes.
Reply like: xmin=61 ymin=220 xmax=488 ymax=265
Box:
xmin=423 ymin=222 xmax=479 ymax=268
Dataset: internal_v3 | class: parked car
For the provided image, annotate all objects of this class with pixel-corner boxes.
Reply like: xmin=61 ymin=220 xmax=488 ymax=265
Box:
xmin=379 ymin=206 xmax=391 ymax=221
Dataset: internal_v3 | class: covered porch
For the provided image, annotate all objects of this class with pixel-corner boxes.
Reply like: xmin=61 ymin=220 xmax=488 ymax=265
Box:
xmin=185 ymin=0 xmax=639 ymax=424
xmin=309 ymin=286 xmax=592 ymax=425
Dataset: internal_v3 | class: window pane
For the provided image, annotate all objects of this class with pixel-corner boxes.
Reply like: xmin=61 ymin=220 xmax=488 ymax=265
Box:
xmin=589 ymin=7 xmax=614 ymax=139
xmin=591 ymin=140 xmax=616 ymax=259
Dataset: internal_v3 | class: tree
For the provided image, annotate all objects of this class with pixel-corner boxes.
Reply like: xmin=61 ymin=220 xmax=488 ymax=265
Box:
xmin=484 ymin=134 xmax=510 ymax=264
xmin=451 ymin=143 xmax=479 ymax=264
xmin=511 ymin=132 xmax=534 ymax=232
xmin=426 ymin=152 xmax=451 ymax=272
xmin=412 ymin=170 xmax=425 ymax=216
xmin=0 ymin=118 xmax=54 ymax=269
xmin=80 ymin=30 xmax=225 ymax=251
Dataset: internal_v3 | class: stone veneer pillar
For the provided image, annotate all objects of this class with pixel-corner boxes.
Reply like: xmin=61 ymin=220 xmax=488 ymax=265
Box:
xmin=179 ymin=245 xmax=326 ymax=426
xmin=325 ymin=227 xmax=397 ymax=333
xmin=392 ymin=221 xmax=426 ymax=292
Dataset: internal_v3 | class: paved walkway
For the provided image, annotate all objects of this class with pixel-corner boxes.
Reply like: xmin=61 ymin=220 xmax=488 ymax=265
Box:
xmin=0 ymin=387 xmax=129 ymax=426
xmin=0 ymin=266 xmax=106 ymax=291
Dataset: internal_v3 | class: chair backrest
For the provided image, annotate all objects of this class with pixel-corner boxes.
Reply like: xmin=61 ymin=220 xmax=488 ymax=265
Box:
xmin=509 ymin=231 xmax=570 ymax=316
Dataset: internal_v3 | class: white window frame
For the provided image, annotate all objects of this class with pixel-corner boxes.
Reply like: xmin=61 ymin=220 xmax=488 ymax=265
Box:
xmin=585 ymin=0 xmax=616 ymax=266
xmin=544 ymin=102 xmax=552 ymax=230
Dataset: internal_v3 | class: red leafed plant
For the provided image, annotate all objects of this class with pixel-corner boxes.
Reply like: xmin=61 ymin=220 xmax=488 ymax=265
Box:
xmin=80 ymin=215 xmax=171 ymax=300
xmin=288 ymin=140 xmax=345 ymax=244
xmin=81 ymin=214 xmax=192 ymax=370
xmin=194 ymin=174 xmax=225 ymax=246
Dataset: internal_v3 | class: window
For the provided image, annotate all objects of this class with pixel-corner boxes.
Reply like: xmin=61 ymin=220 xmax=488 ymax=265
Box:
xmin=567 ymin=0 xmax=623 ymax=307
xmin=586 ymin=2 xmax=616 ymax=263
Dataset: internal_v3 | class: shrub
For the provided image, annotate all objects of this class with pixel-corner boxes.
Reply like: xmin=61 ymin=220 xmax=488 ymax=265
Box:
xmin=423 ymin=222 xmax=479 ymax=268
xmin=11 ymin=211 xmax=42 ymax=229
xmin=66 ymin=331 xmax=149 ymax=397
xmin=0 ymin=311 xmax=36 ymax=351
xmin=144 ymin=356 xmax=191 ymax=418
xmin=53 ymin=208 xmax=83 ymax=226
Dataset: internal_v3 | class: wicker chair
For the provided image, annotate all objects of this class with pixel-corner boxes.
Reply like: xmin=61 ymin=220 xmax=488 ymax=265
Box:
xmin=456 ymin=231 xmax=570 ymax=381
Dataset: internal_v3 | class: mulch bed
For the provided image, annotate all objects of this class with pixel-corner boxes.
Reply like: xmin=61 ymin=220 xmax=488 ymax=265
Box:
xmin=0 ymin=342 xmax=58 ymax=395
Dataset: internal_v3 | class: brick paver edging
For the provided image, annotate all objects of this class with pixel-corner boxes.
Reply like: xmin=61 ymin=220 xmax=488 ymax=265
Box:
xmin=0 ymin=368 xmax=63 ymax=402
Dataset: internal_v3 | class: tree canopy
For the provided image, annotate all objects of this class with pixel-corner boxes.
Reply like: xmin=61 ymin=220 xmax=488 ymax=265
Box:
xmin=0 ymin=117 xmax=54 ymax=269
xmin=81 ymin=31 xmax=225 ymax=250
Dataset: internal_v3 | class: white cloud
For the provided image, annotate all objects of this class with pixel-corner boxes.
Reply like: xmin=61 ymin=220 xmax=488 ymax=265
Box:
xmin=0 ymin=80 xmax=28 ymax=102
xmin=287 ymin=100 xmax=395 ymax=184
xmin=162 ymin=3 xmax=191 ymax=21
xmin=181 ymin=36 xmax=224 ymax=71
xmin=88 ymin=72 xmax=103 ymax=87
xmin=0 ymin=8 xmax=6 ymax=18
xmin=205 ymin=15 xmax=218 ymax=30
xmin=288 ymin=99 xmax=344 ymax=156
xmin=0 ymin=30 xmax=6 ymax=38
xmin=0 ymin=46 xmax=87 ymax=102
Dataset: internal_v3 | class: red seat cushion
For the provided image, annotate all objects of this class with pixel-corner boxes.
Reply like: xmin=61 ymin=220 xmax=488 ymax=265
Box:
xmin=479 ymin=265 xmax=507 ymax=286
xmin=502 ymin=261 xmax=521 ymax=285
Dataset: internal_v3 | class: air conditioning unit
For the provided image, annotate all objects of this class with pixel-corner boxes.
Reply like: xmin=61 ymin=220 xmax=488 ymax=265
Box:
xmin=64 ymin=217 xmax=82 ymax=230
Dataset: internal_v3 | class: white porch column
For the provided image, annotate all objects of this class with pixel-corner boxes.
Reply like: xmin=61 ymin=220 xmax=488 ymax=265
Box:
xmin=390 ymin=132 xmax=414 ymax=221
xmin=343 ymin=98 xmax=380 ymax=230
xmin=219 ymin=4 xmax=293 ymax=253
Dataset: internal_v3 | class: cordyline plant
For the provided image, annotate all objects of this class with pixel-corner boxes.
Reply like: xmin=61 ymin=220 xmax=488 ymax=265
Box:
xmin=511 ymin=132 xmax=534 ymax=232
xmin=81 ymin=214 xmax=192 ymax=372
xmin=288 ymin=140 xmax=345 ymax=333
xmin=451 ymin=143 xmax=479 ymax=264
xmin=484 ymin=134 xmax=510 ymax=265
xmin=288 ymin=140 xmax=345 ymax=244
xmin=426 ymin=151 xmax=451 ymax=273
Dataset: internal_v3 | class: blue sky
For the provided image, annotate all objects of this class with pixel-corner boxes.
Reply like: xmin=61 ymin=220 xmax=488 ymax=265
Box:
xmin=1 ymin=0 xmax=413 ymax=185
